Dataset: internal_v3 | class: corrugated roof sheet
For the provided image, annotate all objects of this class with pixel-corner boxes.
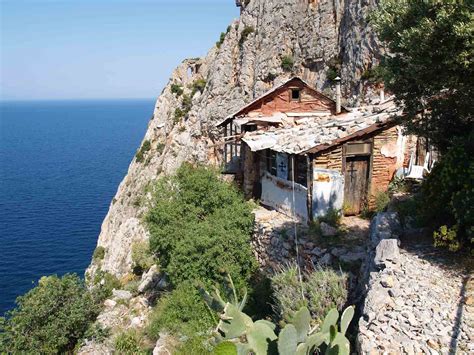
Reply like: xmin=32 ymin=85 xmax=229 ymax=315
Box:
xmin=241 ymin=99 xmax=402 ymax=154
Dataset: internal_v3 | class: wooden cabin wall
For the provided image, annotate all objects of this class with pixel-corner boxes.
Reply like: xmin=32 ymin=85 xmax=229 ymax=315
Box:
xmin=311 ymin=125 xmax=408 ymax=210
xmin=241 ymin=80 xmax=338 ymax=117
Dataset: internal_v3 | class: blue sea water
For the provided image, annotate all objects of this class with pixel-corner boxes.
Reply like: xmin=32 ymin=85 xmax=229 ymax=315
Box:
xmin=0 ymin=99 xmax=154 ymax=315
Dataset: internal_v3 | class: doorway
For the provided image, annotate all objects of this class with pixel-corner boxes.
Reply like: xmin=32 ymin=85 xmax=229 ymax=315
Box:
xmin=343 ymin=155 xmax=370 ymax=215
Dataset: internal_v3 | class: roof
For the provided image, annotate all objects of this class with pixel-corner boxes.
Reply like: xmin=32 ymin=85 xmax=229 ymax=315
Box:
xmin=241 ymin=99 xmax=402 ymax=155
xmin=217 ymin=76 xmax=348 ymax=127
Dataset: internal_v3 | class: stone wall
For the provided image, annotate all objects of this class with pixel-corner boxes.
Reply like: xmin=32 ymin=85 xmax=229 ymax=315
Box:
xmin=357 ymin=213 xmax=473 ymax=354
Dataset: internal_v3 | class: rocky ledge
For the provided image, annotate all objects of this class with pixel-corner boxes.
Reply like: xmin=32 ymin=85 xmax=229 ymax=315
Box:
xmin=358 ymin=213 xmax=473 ymax=354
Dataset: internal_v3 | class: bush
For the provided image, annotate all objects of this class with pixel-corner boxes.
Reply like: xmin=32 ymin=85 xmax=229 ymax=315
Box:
xmin=114 ymin=329 xmax=146 ymax=355
xmin=147 ymin=282 xmax=216 ymax=340
xmin=375 ymin=190 xmax=390 ymax=212
xmin=271 ymin=265 xmax=348 ymax=325
xmin=146 ymin=163 xmax=257 ymax=290
xmin=239 ymin=26 xmax=255 ymax=48
xmin=131 ymin=240 xmax=155 ymax=274
xmin=190 ymin=79 xmax=207 ymax=96
xmin=319 ymin=208 xmax=341 ymax=227
xmin=93 ymin=246 xmax=105 ymax=261
xmin=170 ymin=84 xmax=183 ymax=96
xmin=420 ymin=138 xmax=473 ymax=252
xmin=281 ymin=55 xmax=294 ymax=72
xmin=135 ymin=140 xmax=151 ymax=163
xmin=92 ymin=269 xmax=121 ymax=301
xmin=0 ymin=274 xmax=99 ymax=354
xmin=433 ymin=225 xmax=460 ymax=252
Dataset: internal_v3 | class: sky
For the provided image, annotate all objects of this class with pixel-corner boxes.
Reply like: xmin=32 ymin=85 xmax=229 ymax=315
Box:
xmin=0 ymin=0 xmax=239 ymax=100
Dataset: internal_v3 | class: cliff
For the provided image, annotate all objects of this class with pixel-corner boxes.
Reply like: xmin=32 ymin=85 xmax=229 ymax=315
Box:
xmin=88 ymin=0 xmax=382 ymax=279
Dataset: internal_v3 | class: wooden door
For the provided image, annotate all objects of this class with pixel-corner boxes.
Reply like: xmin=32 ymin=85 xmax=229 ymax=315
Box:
xmin=343 ymin=156 xmax=370 ymax=215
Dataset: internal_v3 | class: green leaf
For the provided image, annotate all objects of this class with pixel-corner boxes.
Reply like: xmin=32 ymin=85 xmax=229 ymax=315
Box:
xmin=277 ymin=324 xmax=298 ymax=355
xmin=331 ymin=334 xmax=350 ymax=355
xmin=292 ymin=306 xmax=311 ymax=343
xmin=321 ymin=309 xmax=339 ymax=334
xmin=295 ymin=342 xmax=308 ymax=355
xmin=235 ymin=343 xmax=251 ymax=355
xmin=219 ymin=304 xmax=253 ymax=339
xmin=255 ymin=319 xmax=276 ymax=331
xmin=329 ymin=325 xmax=337 ymax=343
xmin=247 ymin=322 xmax=277 ymax=355
xmin=306 ymin=332 xmax=327 ymax=352
xmin=214 ymin=342 xmax=238 ymax=355
xmin=340 ymin=306 xmax=354 ymax=335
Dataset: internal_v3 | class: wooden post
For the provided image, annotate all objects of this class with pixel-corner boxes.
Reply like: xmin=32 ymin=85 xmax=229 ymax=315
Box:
xmin=224 ymin=124 xmax=228 ymax=163
xmin=306 ymin=154 xmax=313 ymax=223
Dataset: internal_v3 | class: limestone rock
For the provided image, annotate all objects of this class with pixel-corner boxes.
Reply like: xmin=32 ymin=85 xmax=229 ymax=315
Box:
xmin=138 ymin=265 xmax=167 ymax=294
xmin=374 ymin=239 xmax=400 ymax=268
xmin=112 ymin=289 xmax=132 ymax=300
xmin=153 ymin=332 xmax=177 ymax=355
xmin=320 ymin=222 xmax=338 ymax=237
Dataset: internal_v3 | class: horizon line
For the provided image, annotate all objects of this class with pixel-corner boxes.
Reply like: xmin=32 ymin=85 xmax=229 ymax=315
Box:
xmin=0 ymin=97 xmax=157 ymax=103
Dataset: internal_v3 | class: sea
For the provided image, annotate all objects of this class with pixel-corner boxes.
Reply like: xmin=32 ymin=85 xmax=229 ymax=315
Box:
xmin=0 ymin=99 xmax=154 ymax=315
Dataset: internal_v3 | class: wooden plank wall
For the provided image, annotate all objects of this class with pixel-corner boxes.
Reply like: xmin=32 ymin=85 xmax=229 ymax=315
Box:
xmin=312 ymin=126 xmax=407 ymax=209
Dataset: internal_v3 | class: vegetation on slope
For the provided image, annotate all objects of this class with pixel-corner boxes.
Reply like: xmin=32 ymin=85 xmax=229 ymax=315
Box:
xmin=372 ymin=0 xmax=473 ymax=254
xmin=0 ymin=274 xmax=99 ymax=354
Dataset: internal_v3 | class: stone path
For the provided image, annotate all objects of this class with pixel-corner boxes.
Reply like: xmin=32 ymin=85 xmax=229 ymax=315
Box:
xmin=359 ymin=241 xmax=473 ymax=354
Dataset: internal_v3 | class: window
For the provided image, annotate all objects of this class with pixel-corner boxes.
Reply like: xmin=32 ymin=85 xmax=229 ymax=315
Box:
xmin=295 ymin=155 xmax=308 ymax=187
xmin=266 ymin=150 xmax=277 ymax=176
xmin=266 ymin=150 xmax=308 ymax=187
xmin=345 ymin=141 xmax=372 ymax=156
xmin=291 ymin=89 xmax=301 ymax=101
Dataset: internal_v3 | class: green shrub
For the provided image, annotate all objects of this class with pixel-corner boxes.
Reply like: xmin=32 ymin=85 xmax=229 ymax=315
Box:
xmin=434 ymin=225 xmax=460 ymax=252
xmin=360 ymin=65 xmax=386 ymax=84
xmin=131 ymin=240 xmax=155 ymax=274
xmin=191 ymin=79 xmax=207 ymax=96
xmin=146 ymin=163 xmax=257 ymax=290
xmin=271 ymin=265 xmax=348 ymax=325
xmin=216 ymin=32 xmax=226 ymax=48
xmin=318 ymin=208 xmax=342 ymax=227
xmin=239 ymin=26 xmax=255 ymax=48
xmin=82 ymin=323 xmax=110 ymax=344
xmin=92 ymin=269 xmax=121 ymax=301
xmin=420 ymin=138 xmax=473 ymax=252
xmin=170 ymin=84 xmax=183 ymax=96
xmin=147 ymin=282 xmax=216 ymax=340
xmin=174 ymin=108 xmax=185 ymax=123
xmin=156 ymin=142 xmax=165 ymax=155
xmin=375 ymin=191 xmax=390 ymax=212
xmin=93 ymin=246 xmax=105 ymax=261
xmin=135 ymin=140 xmax=152 ymax=163
xmin=0 ymin=274 xmax=99 ymax=354
xmin=114 ymin=329 xmax=146 ymax=355
xmin=326 ymin=56 xmax=342 ymax=81
xmin=281 ymin=55 xmax=294 ymax=72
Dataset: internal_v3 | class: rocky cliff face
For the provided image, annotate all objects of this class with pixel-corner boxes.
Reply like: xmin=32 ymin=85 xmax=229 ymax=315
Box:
xmin=88 ymin=0 xmax=382 ymax=279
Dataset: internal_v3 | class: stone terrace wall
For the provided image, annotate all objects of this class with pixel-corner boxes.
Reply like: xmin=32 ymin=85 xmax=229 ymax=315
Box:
xmin=357 ymin=213 xmax=473 ymax=354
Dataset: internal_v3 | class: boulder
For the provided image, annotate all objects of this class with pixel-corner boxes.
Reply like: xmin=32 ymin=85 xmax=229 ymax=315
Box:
xmin=153 ymin=332 xmax=176 ymax=355
xmin=138 ymin=265 xmax=168 ymax=294
xmin=112 ymin=289 xmax=133 ymax=300
xmin=374 ymin=239 xmax=400 ymax=268
xmin=320 ymin=222 xmax=338 ymax=237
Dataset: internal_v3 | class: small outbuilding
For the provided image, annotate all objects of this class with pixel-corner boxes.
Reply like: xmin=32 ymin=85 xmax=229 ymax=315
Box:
xmin=218 ymin=77 xmax=417 ymax=221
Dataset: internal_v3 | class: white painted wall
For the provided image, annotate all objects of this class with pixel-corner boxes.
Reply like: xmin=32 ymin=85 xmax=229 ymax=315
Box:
xmin=312 ymin=169 xmax=344 ymax=218
xmin=260 ymin=172 xmax=308 ymax=221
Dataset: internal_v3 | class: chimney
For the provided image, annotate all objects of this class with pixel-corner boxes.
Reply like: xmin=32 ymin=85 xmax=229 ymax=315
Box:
xmin=335 ymin=76 xmax=342 ymax=114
